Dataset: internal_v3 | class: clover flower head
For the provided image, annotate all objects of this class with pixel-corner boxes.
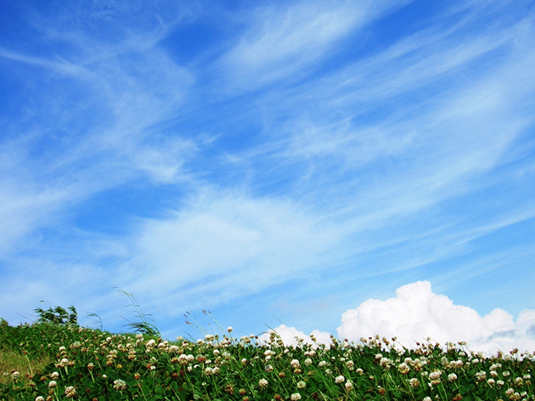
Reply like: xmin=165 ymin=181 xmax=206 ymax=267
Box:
xmin=290 ymin=393 xmax=301 ymax=401
xmin=258 ymin=378 xmax=268 ymax=389
xmin=398 ymin=362 xmax=410 ymax=374
xmin=429 ymin=371 xmax=442 ymax=381
xmin=335 ymin=375 xmax=345 ymax=384
xmin=297 ymin=381 xmax=306 ymax=389
xmin=48 ymin=380 xmax=57 ymax=388
xmin=113 ymin=379 xmax=127 ymax=390
xmin=65 ymin=386 xmax=76 ymax=398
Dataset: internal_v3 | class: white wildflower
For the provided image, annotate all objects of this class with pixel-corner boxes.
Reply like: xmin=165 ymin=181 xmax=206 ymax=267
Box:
xmin=113 ymin=379 xmax=127 ymax=390
xmin=259 ymin=378 xmax=268 ymax=389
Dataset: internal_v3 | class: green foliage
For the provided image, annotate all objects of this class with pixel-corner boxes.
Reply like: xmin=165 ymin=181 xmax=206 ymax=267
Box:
xmin=33 ymin=305 xmax=78 ymax=327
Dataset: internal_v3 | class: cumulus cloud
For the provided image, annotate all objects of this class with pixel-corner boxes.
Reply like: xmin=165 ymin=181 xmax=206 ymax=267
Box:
xmin=264 ymin=282 xmax=535 ymax=355
xmin=338 ymin=281 xmax=535 ymax=355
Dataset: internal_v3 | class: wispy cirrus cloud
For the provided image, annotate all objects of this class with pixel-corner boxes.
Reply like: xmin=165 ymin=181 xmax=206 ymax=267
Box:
xmin=219 ymin=0 xmax=415 ymax=92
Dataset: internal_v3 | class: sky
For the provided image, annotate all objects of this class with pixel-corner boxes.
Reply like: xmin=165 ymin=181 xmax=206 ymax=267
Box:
xmin=1 ymin=0 xmax=535 ymax=355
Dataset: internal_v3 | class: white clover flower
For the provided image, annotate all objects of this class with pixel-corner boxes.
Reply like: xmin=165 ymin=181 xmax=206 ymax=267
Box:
xmin=290 ymin=359 xmax=300 ymax=368
xmin=325 ymin=369 xmax=332 ymax=375
xmin=335 ymin=375 xmax=345 ymax=384
xmin=448 ymin=373 xmax=457 ymax=382
xmin=409 ymin=378 xmax=420 ymax=388
xmin=205 ymin=367 xmax=213 ymax=376
xmin=48 ymin=380 xmax=57 ymax=388
xmin=290 ymin=393 xmax=301 ymax=401
xmin=318 ymin=361 xmax=327 ymax=367
xmin=429 ymin=371 xmax=442 ymax=381
xmin=380 ymin=357 xmax=393 ymax=368
xmin=297 ymin=381 xmax=306 ymax=389
xmin=169 ymin=345 xmax=179 ymax=353
xmin=35 ymin=397 xmax=45 ymax=401
xmin=258 ymin=378 xmax=268 ymax=389
xmin=345 ymin=381 xmax=354 ymax=391
xmin=227 ymin=326 xmax=233 ymax=332
xmin=113 ymin=379 xmax=127 ymax=390
xmin=304 ymin=358 xmax=312 ymax=366
xmin=497 ymin=380 xmax=504 ymax=386
xmin=65 ymin=386 xmax=76 ymax=398
xmin=265 ymin=364 xmax=273 ymax=372
xmin=474 ymin=371 xmax=486 ymax=381
xmin=11 ymin=371 xmax=20 ymax=380
xmin=423 ymin=397 xmax=432 ymax=401
xmin=398 ymin=362 xmax=410 ymax=374
xmin=487 ymin=378 xmax=495 ymax=385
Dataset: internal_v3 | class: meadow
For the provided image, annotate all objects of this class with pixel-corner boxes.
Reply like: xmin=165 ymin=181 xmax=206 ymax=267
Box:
xmin=1 ymin=306 xmax=534 ymax=401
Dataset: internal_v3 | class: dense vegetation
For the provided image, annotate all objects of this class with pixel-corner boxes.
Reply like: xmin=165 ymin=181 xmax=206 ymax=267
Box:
xmin=1 ymin=309 xmax=534 ymax=401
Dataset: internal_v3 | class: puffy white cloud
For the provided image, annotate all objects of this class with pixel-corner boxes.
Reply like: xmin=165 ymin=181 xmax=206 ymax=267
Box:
xmin=337 ymin=281 xmax=535 ymax=355
xmin=263 ymin=282 xmax=535 ymax=355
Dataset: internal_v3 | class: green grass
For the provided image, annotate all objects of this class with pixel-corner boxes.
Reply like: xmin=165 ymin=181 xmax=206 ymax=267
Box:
xmin=1 ymin=311 xmax=534 ymax=401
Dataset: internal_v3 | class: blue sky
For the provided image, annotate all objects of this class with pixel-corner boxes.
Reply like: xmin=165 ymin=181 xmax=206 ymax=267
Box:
xmin=1 ymin=0 xmax=535 ymax=353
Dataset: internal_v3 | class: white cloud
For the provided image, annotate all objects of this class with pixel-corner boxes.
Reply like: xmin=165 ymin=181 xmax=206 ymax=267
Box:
xmin=263 ymin=282 xmax=535 ymax=355
xmin=124 ymin=189 xmax=341 ymax=310
xmin=337 ymin=281 xmax=535 ymax=355
xmin=221 ymin=0 xmax=414 ymax=91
